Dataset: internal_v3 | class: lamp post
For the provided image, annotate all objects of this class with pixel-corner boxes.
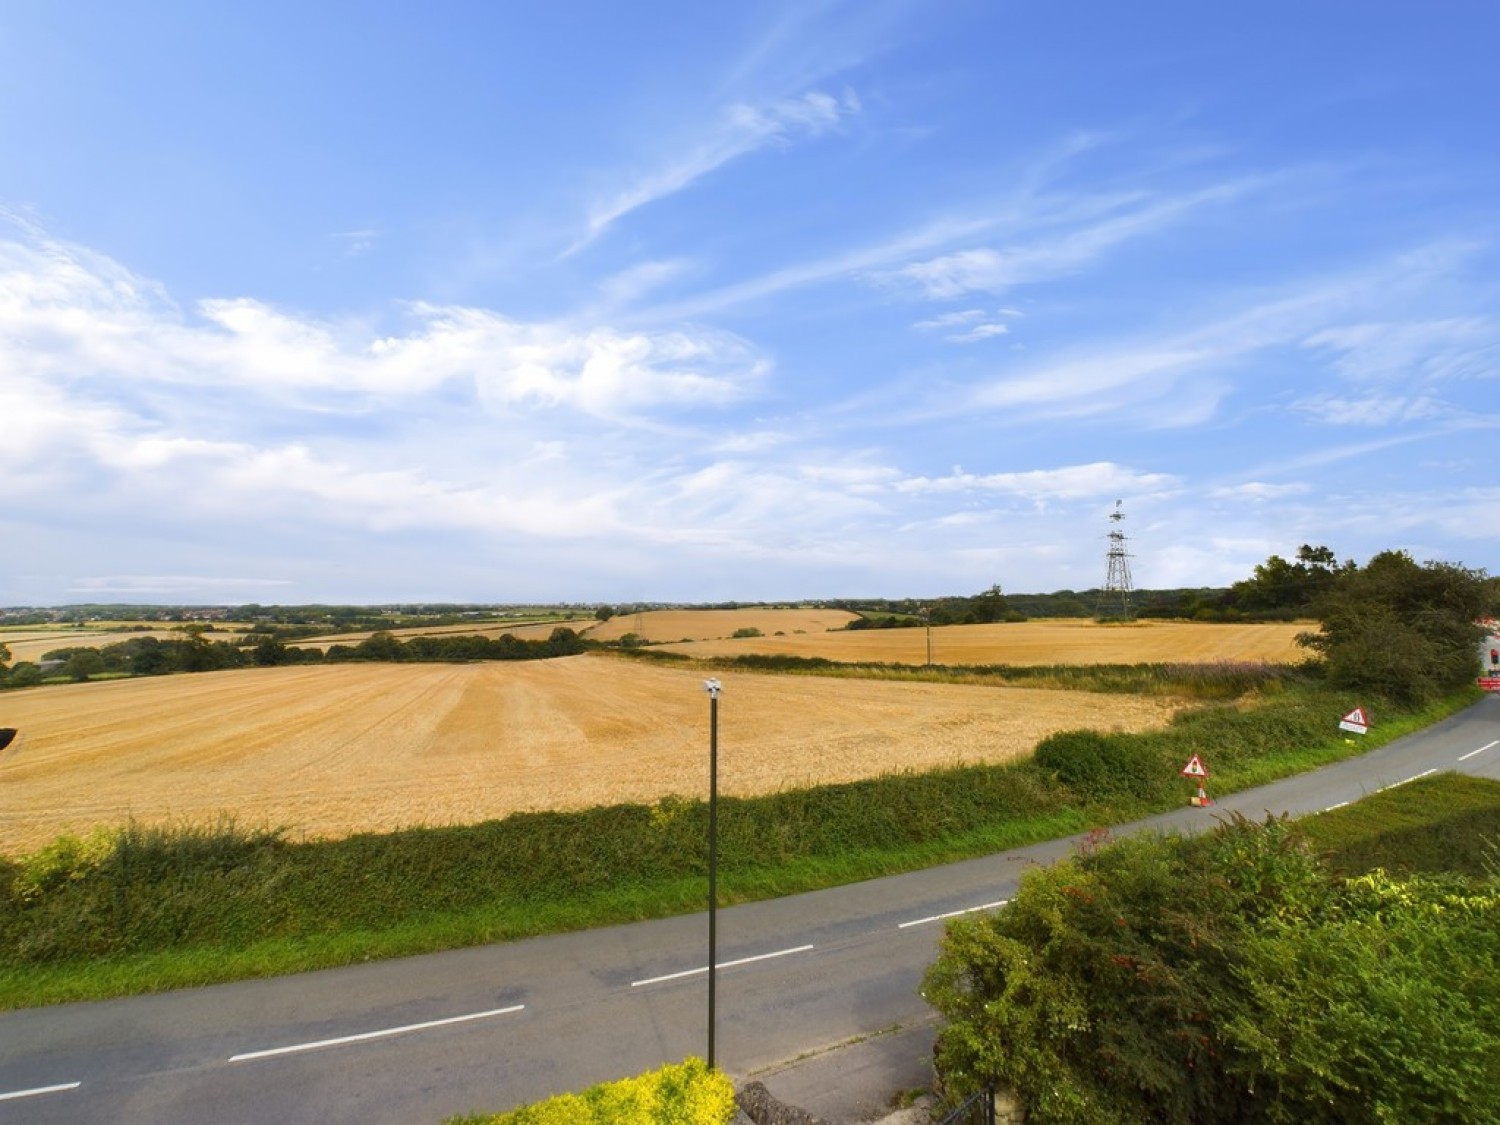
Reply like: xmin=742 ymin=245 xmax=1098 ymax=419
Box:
xmin=703 ymin=677 xmax=721 ymax=1068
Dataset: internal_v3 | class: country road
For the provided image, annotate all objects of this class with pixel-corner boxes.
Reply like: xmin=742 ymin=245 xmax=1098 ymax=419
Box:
xmin=2 ymin=695 xmax=1496 ymax=1124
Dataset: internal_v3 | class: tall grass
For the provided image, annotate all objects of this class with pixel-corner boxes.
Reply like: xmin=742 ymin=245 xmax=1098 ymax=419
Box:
xmin=0 ymin=679 xmax=1479 ymax=1008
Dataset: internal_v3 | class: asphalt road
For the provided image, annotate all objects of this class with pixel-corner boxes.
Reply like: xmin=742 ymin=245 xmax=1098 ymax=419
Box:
xmin=3 ymin=694 xmax=1496 ymax=1124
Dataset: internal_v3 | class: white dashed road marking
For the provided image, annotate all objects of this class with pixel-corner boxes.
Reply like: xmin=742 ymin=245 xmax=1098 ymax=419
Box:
xmin=0 ymin=1082 xmax=82 ymax=1102
xmin=631 ymin=944 xmax=815 ymax=987
xmin=898 ymin=899 xmax=1009 ymax=929
xmin=1459 ymin=740 xmax=1498 ymax=762
xmin=229 ymin=1004 xmax=525 ymax=1062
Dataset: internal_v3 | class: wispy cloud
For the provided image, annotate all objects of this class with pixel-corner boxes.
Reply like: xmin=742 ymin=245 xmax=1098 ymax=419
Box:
xmin=70 ymin=575 xmax=294 ymax=595
xmin=895 ymin=461 xmax=1179 ymax=502
xmin=580 ymin=89 xmax=860 ymax=244
xmin=1302 ymin=318 xmax=1499 ymax=384
xmin=331 ymin=229 xmax=381 ymax=257
xmin=647 ymin=172 xmax=1254 ymax=322
xmin=1208 ymin=482 xmax=1312 ymax=501
xmin=912 ymin=307 xmax=1017 ymax=343
xmin=884 ymin=182 xmax=1251 ymax=299
xmin=944 ymin=239 xmax=1497 ymax=428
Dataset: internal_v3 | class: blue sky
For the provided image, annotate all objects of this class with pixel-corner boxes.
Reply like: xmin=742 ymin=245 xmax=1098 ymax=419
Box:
xmin=1 ymin=1 xmax=1496 ymax=606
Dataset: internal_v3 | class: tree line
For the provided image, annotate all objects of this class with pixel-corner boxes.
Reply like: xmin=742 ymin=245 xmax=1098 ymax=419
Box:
xmin=0 ymin=627 xmax=592 ymax=687
xmin=1 ymin=546 xmax=1493 ymax=694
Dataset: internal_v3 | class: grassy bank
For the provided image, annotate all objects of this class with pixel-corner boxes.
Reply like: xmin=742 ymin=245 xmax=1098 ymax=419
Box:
xmin=0 ymin=679 xmax=1479 ymax=1008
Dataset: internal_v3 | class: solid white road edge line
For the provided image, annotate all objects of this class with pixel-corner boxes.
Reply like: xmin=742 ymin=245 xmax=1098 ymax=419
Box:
xmin=631 ymin=944 xmax=815 ymax=988
xmin=228 ymin=1004 xmax=525 ymax=1062
xmin=0 ymin=1082 xmax=82 ymax=1102
xmin=898 ymin=899 xmax=1009 ymax=929
xmin=1323 ymin=801 xmax=1350 ymax=812
xmin=1458 ymin=740 xmax=1499 ymax=762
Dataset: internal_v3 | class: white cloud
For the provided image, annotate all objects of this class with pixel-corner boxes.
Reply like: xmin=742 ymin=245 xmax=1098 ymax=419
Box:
xmin=0 ymin=224 xmax=794 ymax=560
xmin=0 ymin=230 xmax=769 ymax=419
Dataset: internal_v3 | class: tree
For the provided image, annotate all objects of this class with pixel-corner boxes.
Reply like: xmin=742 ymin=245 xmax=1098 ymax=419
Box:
xmin=1298 ymin=550 xmax=1490 ymax=705
xmin=252 ymin=637 xmax=294 ymax=666
xmin=65 ymin=650 xmax=106 ymax=682
xmin=353 ymin=631 xmax=405 ymax=661
xmin=126 ymin=637 xmax=173 ymax=676
xmin=1226 ymin=544 xmax=1348 ymax=617
xmin=969 ymin=584 xmax=1015 ymax=624
xmin=4 ymin=661 xmax=42 ymax=688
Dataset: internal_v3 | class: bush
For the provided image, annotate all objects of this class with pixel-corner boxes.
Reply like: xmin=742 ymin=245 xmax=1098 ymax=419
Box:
xmin=1032 ymin=730 xmax=1172 ymax=804
xmin=448 ymin=1057 xmax=735 ymax=1124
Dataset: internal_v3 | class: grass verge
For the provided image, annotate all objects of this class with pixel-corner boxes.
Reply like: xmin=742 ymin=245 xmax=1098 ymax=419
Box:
xmin=1300 ymin=771 xmax=1500 ymax=877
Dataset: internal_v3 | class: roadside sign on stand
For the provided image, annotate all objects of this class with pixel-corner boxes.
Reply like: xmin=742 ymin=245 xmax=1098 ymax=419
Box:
xmin=1181 ymin=755 xmax=1212 ymax=806
xmin=1338 ymin=707 xmax=1370 ymax=735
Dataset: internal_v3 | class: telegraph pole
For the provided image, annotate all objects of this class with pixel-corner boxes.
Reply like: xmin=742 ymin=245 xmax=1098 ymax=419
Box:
xmin=704 ymin=678 xmax=721 ymax=1068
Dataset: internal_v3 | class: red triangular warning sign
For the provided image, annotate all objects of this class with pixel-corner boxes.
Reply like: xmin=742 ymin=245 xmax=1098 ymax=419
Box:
xmin=1181 ymin=754 xmax=1209 ymax=778
xmin=1339 ymin=707 xmax=1370 ymax=733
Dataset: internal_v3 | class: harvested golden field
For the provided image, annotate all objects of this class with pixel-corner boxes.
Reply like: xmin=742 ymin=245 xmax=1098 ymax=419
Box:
xmin=660 ymin=619 xmax=1311 ymax=665
xmin=0 ymin=654 xmax=1174 ymax=854
xmin=585 ymin=607 xmax=859 ymax=643
xmin=287 ymin=618 xmax=593 ymax=650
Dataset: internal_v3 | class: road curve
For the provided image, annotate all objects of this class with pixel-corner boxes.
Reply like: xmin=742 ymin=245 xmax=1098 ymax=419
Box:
xmin=2 ymin=695 xmax=1496 ymax=1124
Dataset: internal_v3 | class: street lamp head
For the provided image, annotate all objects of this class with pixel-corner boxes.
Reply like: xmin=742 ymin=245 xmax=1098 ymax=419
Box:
xmin=704 ymin=678 xmax=722 ymax=698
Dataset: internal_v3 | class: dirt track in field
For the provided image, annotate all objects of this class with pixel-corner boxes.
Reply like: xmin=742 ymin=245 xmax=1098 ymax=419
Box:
xmin=0 ymin=655 xmax=1175 ymax=854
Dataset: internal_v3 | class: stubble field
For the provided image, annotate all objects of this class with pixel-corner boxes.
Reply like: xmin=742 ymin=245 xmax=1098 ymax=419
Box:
xmin=0 ymin=653 xmax=1177 ymax=854
xmin=657 ymin=617 xmax=1310 ymax=664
